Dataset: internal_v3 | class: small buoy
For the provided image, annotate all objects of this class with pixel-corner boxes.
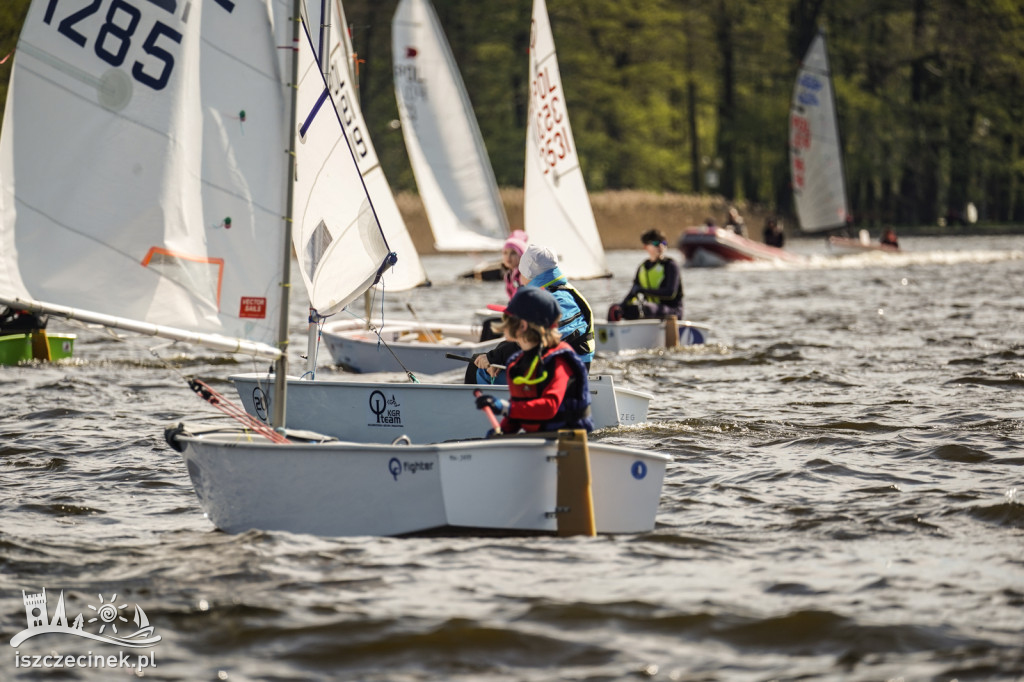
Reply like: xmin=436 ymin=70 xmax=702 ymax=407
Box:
xmin=224 ymin=217 xmax=232 ymax=229
xmin=238 ymin=110 xmax=246 ymax=122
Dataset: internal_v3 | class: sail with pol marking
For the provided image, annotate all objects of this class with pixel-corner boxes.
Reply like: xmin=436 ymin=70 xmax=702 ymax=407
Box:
xmin=524 ymin=0 xmax=609 ymax=279
xmin=789 ymin=30 xmax=850 ymax=233
xmin=392 ymin=0 xmax=509 ymax=252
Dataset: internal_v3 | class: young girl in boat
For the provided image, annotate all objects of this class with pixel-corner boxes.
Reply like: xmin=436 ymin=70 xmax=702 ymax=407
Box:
xmin=475 ymin=287 xmax=593 ymax=435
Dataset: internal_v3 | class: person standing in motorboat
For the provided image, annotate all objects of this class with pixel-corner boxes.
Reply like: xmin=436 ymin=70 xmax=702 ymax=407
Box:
xmin=725 ymin=206 xmax=747 ymax=237
xmin=608 ymin=229 xmax=683 ymax=322
xmin=474 ymin=286 xmax=593 ymax=435
xmin=880 ymin=227 xmax=899 ymax=248
xmin=763 ymin=217 xmax=785 ymax=248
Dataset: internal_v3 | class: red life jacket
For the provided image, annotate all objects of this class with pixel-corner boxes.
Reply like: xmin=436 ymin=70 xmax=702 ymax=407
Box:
xmin=504 ymin=341 xmax=592 ymax=432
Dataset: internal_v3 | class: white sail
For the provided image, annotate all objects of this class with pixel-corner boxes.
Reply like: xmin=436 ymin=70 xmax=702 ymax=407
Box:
xmin=0 ymin=0 xmax=289 ymax=350
xmin=311 ymin=0 xmax=429 ymax=293
xmin=790 ymin=31 xmax=849 ymax=233
xmin=292 ymin=17 xmax=393 ymax=315
xmin=524 ymin=0 xmax=608 ymax=279
xmin=392 ymin=0 xmax=509 ymax=252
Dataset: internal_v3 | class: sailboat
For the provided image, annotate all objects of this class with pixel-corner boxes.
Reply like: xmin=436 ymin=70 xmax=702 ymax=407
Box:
xmin=523 ymin=0 xmax=608 ymax=281
xmin=308 ymin=0 xmax=498 ymax=374
xmin=227 ymin=0 xmax=652 ymax=430
xmin=392 ymin=0 xmax=509 ymax=253
xmin=0 ymin=0 xmax=667 ymax=536
xmin=789 ymin=30 xmax=872 ymax=256
xmin=0 ymin=0 xmax=289 ymax=369
xmin=523 ymin=0 xmax=710 ymax=350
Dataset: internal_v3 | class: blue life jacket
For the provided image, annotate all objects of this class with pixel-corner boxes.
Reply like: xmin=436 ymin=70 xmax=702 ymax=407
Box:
xmin=505 ymin=342 xmax=593 ymax=433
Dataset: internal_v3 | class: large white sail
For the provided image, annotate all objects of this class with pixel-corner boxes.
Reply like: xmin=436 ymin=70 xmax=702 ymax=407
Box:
xmin=312 ymin=0 xmax=428 ymax=292
xmin=293 ymin=12 xmax=394 ymax=315
xmin=790 ymin=31 xmax=849 ymax=233
xmin=0 ymin=0 xmax=289 ymax=348
xmin=524 ymin=0 xmax=608 ymax=279
xmin=392 ymin=0 xmax=509 ymax=252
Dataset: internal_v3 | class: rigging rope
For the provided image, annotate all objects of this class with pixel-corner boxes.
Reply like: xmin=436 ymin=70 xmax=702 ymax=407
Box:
xmin=187 ymin=378 xmax=291 ymax=444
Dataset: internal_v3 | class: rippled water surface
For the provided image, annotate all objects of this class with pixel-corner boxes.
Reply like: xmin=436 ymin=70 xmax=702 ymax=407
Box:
xmin=2 ymin=235 xmax=1023 ymax=681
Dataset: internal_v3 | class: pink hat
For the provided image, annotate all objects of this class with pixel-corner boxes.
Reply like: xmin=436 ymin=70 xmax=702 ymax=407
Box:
xmin=503 ymin=229 xmax=528 ymax=255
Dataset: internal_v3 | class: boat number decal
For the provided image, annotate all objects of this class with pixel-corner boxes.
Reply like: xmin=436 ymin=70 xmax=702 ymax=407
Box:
xmin=251 ymin=387 xmax=269 ymax=422
xmin=620 ymin=412 xmax=636 ymax=424
xmin=387 ymin=457 xmax=433 ymax=481
xmin=39 ymin=0 xmax=213 ymax=94
xmin=530 ymin=65 xmax=573 ymax=176
xmin=631 ymin=461 xmax=647 ymax=480
xmin=368 ymin=390 xmax=402 ymax=427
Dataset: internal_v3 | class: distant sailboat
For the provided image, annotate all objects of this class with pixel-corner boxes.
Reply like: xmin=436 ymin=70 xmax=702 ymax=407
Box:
xmin=790 ymin=30 xmax=850 ymax=233
xmin=523 ymin=0 xmax=609 ymax=280
xmin=392 ymin=0 xmax=509 ymax=252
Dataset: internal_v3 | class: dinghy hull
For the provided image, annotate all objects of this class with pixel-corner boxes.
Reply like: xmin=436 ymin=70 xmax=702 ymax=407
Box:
xmin=169 ymin=426 xmax=668 ymax=537
xmin=0 ymin=332 xmax=75 ymax=365
xmin=230 ymin=373 xmax=653 ymax=439
xmin=321 ymin=320 xmax=501 ymax=374
xmin=595 ymin=320 xmax=710 ymax=353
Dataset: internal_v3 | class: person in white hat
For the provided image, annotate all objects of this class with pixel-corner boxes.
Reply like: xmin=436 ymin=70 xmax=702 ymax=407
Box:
xmin=514 ymin=244 xmax=595 ymax=367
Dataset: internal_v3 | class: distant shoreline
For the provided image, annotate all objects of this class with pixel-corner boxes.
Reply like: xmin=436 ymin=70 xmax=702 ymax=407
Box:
xmin=396 ymin=189 xmax=1024 ymax=254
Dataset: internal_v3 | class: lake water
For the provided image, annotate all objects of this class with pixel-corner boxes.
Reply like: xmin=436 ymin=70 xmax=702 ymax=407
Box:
xmin=2 ymin=234 xmax=1022 ymax=680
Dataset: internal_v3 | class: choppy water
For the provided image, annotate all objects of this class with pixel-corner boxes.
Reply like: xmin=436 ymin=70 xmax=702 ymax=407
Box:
xmin=2 ymin=234 xmax=1023 ymax=681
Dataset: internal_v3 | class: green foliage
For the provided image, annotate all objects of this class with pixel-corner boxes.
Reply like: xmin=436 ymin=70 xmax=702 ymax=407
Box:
xmin=1 ymin=0 xmax=1022 ymax=223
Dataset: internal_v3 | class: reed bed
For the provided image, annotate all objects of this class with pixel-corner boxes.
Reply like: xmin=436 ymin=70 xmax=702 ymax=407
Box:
xmin=396 ymin=189 xmax=768 ymax=253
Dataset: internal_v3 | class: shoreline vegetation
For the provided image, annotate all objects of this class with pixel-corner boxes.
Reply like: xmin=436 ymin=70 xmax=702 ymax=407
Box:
xmin=397 ymin=189 xmax=1024 ymax=255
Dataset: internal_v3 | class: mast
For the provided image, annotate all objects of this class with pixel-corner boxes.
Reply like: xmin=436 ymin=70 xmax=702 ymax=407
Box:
xmin=275 ymin=0 xmax=303 ymax=430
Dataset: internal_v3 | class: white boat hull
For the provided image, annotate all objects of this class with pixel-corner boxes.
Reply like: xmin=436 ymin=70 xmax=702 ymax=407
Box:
xmin=230 ymin=373 xmax=653 ymax=439
xmin=170 ymin=427 xmax=668 ymax=537
xmin=321 ymin=320 xmax=501 ymax=374
xmin=595 ymin=319 xmax=711 ymax=353
xmin=475 ymin=309 xmax=711 ymax=353
xmin=827 ymin=236 xmax=899 ymax=255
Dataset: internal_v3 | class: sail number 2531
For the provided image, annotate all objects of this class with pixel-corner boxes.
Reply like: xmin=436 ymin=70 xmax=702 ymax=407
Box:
xmin=532 ymin=66 xmax=573 ymax=174
xmin=42 ymin=0 xmax=183 ymax=92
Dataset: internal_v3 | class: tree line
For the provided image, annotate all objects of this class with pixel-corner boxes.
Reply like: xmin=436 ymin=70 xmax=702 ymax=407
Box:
xmin=3 ymin=0 xmax=1022 ymax=227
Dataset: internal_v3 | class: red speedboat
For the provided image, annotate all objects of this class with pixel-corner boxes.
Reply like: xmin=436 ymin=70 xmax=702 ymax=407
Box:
xmin=678 ymin=226 xmax=803 ymax=267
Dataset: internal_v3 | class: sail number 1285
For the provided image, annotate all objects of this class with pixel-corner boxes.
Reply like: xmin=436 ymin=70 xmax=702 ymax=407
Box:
xmin=42 ymin=0 xmax=183 ymax=92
